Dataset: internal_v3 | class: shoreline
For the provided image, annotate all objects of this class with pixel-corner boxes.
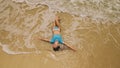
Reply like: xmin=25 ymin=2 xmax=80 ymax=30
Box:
xmin=0 ymin=47 xmax=64 ymax=68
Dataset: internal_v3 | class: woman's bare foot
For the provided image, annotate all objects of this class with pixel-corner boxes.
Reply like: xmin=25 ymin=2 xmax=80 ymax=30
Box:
xmin=55 ymin=16 xmax=60 ymax=21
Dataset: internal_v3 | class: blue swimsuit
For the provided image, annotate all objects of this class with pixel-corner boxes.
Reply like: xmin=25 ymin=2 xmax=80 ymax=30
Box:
xmin=50 ymin=26 xmax=63 ymax=44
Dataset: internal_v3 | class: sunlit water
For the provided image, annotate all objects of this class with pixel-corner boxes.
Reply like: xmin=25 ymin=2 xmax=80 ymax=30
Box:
xmin=0 ymin=0 xmax=120 ymax=68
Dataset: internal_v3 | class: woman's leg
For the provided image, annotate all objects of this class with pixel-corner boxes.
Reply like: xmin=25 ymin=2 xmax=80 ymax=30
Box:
xmin=52 ymin=16 xmax=61 ymax=31
xmin=55 ymin=16 xmax=61 ymax=29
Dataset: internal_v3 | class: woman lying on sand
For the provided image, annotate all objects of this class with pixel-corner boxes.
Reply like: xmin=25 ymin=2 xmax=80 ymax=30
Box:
xmin=39 ymin=16 xmax=76 ymax=51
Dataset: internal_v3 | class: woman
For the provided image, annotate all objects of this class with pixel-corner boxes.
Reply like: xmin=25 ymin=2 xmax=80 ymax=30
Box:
xmin=39 ymin=16 xmax=76 ymax=51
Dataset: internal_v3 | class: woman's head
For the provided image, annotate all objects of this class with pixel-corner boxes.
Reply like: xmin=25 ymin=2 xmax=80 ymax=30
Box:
xmin=52 ymin=41 xmax=60 ymax=51
xmin=52 ymin=41 xmax=58 ymax=48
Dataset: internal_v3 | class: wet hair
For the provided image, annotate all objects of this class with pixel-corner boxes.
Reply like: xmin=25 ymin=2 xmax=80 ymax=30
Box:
xmin=53 ymin=46 xmax=60 ymax=51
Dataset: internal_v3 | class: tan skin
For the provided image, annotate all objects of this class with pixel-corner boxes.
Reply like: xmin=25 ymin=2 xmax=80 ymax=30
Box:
xmin=39 ymin=16 xmax=76 ymax=51
xmin=40 ymin=16 xmax=61 ymax=48
xmin=52 ymin=16 xmax=61 ymax=34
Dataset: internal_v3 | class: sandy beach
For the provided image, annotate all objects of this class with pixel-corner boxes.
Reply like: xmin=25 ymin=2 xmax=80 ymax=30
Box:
xmin=0 ymin=0 xmax=120 ymax=68
xmin=0 ymin=47 xmax=65 ymax=68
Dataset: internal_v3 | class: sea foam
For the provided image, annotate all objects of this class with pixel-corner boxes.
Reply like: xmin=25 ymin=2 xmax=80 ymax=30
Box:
xmin=12 ymin=0 xmax=120 ymax=23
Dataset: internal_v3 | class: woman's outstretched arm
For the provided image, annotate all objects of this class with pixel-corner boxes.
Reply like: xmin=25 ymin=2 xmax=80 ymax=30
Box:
xmin=63 ymin=42 xmax=77 ymax=52
xmin=38 ymin=38 xmax=50 ymax=42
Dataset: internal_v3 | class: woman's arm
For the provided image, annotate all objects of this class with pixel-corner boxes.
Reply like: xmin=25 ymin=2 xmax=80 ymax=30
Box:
xmin=38 ymin=38 xmax=50 ymax=42
xmin=63 ymin=42 xmax=77 ymax=52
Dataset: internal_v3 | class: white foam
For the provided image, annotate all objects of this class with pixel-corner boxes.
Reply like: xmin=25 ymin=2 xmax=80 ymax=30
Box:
xmin=0 ymin=42 xmax=30 ymax=54
xmin=11 ymin=0 xmax=120 ymax=23
xmin=12 ymin=0 xmax=24 ymax=2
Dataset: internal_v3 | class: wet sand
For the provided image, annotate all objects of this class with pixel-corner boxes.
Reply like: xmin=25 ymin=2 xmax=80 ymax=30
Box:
xmin=0 ymin=17 xmax=120 ymax=68
xmin=0 ymin=47 xmax=64 ymax=68
xmin=0 ymin=0 xmax=120 ymax=68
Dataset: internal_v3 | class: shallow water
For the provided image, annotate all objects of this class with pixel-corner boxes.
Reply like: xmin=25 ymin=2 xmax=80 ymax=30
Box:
xmin=0 ymin=0 xmax=120 ymax=68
